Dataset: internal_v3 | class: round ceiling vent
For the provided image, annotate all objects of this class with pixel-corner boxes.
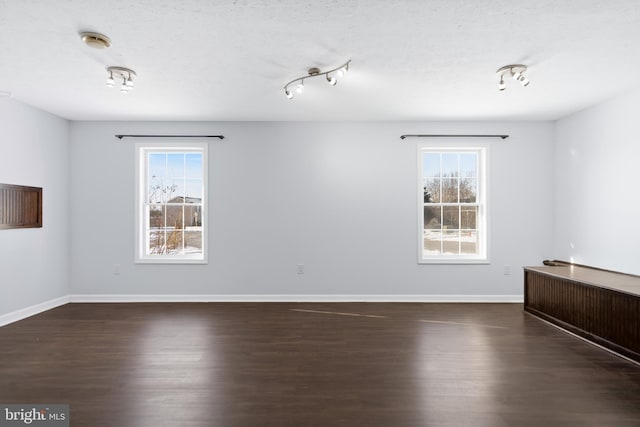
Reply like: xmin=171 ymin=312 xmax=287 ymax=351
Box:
xmin=80 ymin=32 xmax=111 ymax=49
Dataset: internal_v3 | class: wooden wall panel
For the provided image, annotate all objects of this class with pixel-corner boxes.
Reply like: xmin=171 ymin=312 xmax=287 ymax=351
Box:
xmin=0 ymin=183 xmax=42 ymax=229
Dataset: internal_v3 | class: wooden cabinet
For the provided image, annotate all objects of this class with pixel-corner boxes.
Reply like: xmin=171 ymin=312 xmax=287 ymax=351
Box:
xmin=524 ymin=264 xmax=640 ymax=363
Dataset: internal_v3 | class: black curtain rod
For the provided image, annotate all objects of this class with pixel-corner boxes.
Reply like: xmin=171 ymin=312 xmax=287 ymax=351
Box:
xmin=115 ymin=134 xmax=225 ymax=140
xmin=400 ymin=134 xmax=509 ymax=140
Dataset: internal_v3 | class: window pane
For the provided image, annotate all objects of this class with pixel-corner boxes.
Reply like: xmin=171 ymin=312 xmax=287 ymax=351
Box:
xmin=461 ymin=206 xmax=477 ymax=229
xmin=184 ymin=205 xmax=202 ymax=227
xmin=185 ymin=179 xmax=203 ymax=200
xmin=164 ymin=205 xmax=184 ymax=229
xmin=148 ymin=230 xmax=166 ymax=254
xmin=441 ymin=178 xmax=458 ymax=203
xmin=148 ymin=153 xmax=167 ymax=203
xmin=460 ymin=178 xmax=476 ymax=203
xmin=185 ymin=153 xmax=202 ymax=178
xmin=184 ymin=231 xmax=203 ymax=253
xmin=424 ymin=206 xmax=441 ymax=230
xmin=148 ymin=182 xmax=163 ymax=203
xmin=459 ymin=153 xmax=477 ymax=178
xmin=460 ymin=230 xmax=478 ymax=255
xmin=166 ymin=230 xmax=183 ymax=253
xmin=442 ymin=153 xmax=458 ymax=177
xmin=152 ymin=184 xmax=166 ymax=204
xmin=167 ymin=153 xmax=185 ymax=177
xmin=423 ymin=230 xmax=442 ymax=255
xmin=423 ymin=153 xmax=440 ymax=178
xmin=424 ymin=178 xmax=441 ymax=203
xmin=442 ymin=230 xmax=460 ymax=254
xmin=442 ymin=206 xmax=460 ymax=229
xmin=148 ymin=153 xmax=166 ymax=180
xmin=148 ymin=205 xmax=165 ymax=229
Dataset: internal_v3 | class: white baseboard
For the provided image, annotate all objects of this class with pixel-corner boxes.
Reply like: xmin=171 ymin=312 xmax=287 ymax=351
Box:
xmin=0 ymin=295 xmax=69 ymax=327
xmin=68 ymin=294 xmax=523 ymax=303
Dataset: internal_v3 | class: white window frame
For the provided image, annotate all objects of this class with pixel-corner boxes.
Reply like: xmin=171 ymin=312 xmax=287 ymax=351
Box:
xmin=418 ymin=142 xmax=489 ymax=264
xmin=135 ymin=142 xmax=208 ymax=264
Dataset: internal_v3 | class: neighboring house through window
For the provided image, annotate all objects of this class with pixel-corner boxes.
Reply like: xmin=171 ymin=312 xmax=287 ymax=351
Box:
xmin=136 ymin=143 xmax=207 ymax=263
xmin=419 ymin=144 xmax=488 ymax=263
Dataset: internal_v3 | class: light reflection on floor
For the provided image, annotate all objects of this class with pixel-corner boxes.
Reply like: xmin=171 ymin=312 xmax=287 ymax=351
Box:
xmin=128 ymin=315 xmax=218 ymax=423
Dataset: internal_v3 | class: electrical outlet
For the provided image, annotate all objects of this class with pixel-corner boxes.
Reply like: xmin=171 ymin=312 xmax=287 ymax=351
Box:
xmin=297 ymin=264 xmax=304 ymax=275
xmin=113 ymin=264 xmax=121 ymax=275
xmin=503 ymin=265 xmax=511 ymax=276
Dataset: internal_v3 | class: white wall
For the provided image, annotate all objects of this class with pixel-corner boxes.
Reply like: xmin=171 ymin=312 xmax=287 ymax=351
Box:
xmin=0 ymin=99 xmax=69 ymax=317
xmin=3 ymin=89 xmax=635 ymax=307
xmin=69 ymin=121 xmax=554 ymax=299
xmin=555 ymin=88 xmax=640 ymax=276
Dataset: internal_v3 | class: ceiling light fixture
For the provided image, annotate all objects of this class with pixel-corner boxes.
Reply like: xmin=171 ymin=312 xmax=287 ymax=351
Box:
xmin=80 ymin=32 xmax=112 ymax=49
xmin=284 ymin=60 xmax=351 ymax=99
xmin=106 ymin=66 xmax=137 ymax=94
xmin=496 ymin=64 xmax=530 ymax=91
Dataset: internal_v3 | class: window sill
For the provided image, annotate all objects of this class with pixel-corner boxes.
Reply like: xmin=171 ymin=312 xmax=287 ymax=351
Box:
xmin=135 ymin=258 xmax=208 ymax=265
xmin=419 ymin=258 xmax=490 ymax=265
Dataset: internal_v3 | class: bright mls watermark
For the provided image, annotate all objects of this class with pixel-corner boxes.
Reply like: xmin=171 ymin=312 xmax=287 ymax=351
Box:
xmin=0 ymin=405 xmax=68 ymax=426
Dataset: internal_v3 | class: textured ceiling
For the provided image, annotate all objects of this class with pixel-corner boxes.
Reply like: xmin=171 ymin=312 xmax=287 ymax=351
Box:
xmin=0 ymin=0 xmax=639 ymax=121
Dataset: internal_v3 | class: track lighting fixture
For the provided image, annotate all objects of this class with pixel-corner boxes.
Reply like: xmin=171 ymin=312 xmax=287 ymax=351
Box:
xmin=106 ymin=66 xmax=137 ymax=94
xmin=284 ymin=60 xmax=351 ymax=99
xmin=496 ymin=64 xmax=530 ymax=91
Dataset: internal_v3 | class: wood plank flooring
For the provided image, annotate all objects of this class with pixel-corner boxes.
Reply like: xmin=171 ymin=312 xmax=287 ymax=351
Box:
xmin=1 ymin=303 xmax=639 ymax=426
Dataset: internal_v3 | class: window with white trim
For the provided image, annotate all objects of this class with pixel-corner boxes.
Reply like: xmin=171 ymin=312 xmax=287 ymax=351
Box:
xmin=136 ymin=143 xmax=208 ymax=263
xmin=419 ymin=145 xmax=488 ymax=263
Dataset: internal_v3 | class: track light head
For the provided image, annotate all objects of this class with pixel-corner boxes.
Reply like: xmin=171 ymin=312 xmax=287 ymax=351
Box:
xmin=285 ymin=90 xmax=294 ymax=99
xmin=106 ymin=72 xmax=115 ymax=88
xmin=498 ymin=75 xmax=506 ymax=91
xmin=327 ymin=75 xmax=337 ymax=86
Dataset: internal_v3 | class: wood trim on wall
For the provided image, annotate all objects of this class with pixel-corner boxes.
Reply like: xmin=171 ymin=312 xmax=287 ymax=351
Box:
xmin=0 ymin=183 xmax=43 ymax=229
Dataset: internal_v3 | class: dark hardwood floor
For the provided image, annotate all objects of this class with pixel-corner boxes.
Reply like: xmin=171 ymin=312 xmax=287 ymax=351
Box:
xmin=1 ymin=303 xmax=639 ymax=426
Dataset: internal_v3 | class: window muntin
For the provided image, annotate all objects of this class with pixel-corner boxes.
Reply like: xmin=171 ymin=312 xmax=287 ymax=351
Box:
xmin=419 ymin=146 xmax=487 ymax=263
xmin=136 ymin=144 xmax=207 ymax=264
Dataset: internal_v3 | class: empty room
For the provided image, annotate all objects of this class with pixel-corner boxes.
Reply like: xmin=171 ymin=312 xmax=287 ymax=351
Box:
xmin=1 ymin=1 xmax=639 ymax=426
